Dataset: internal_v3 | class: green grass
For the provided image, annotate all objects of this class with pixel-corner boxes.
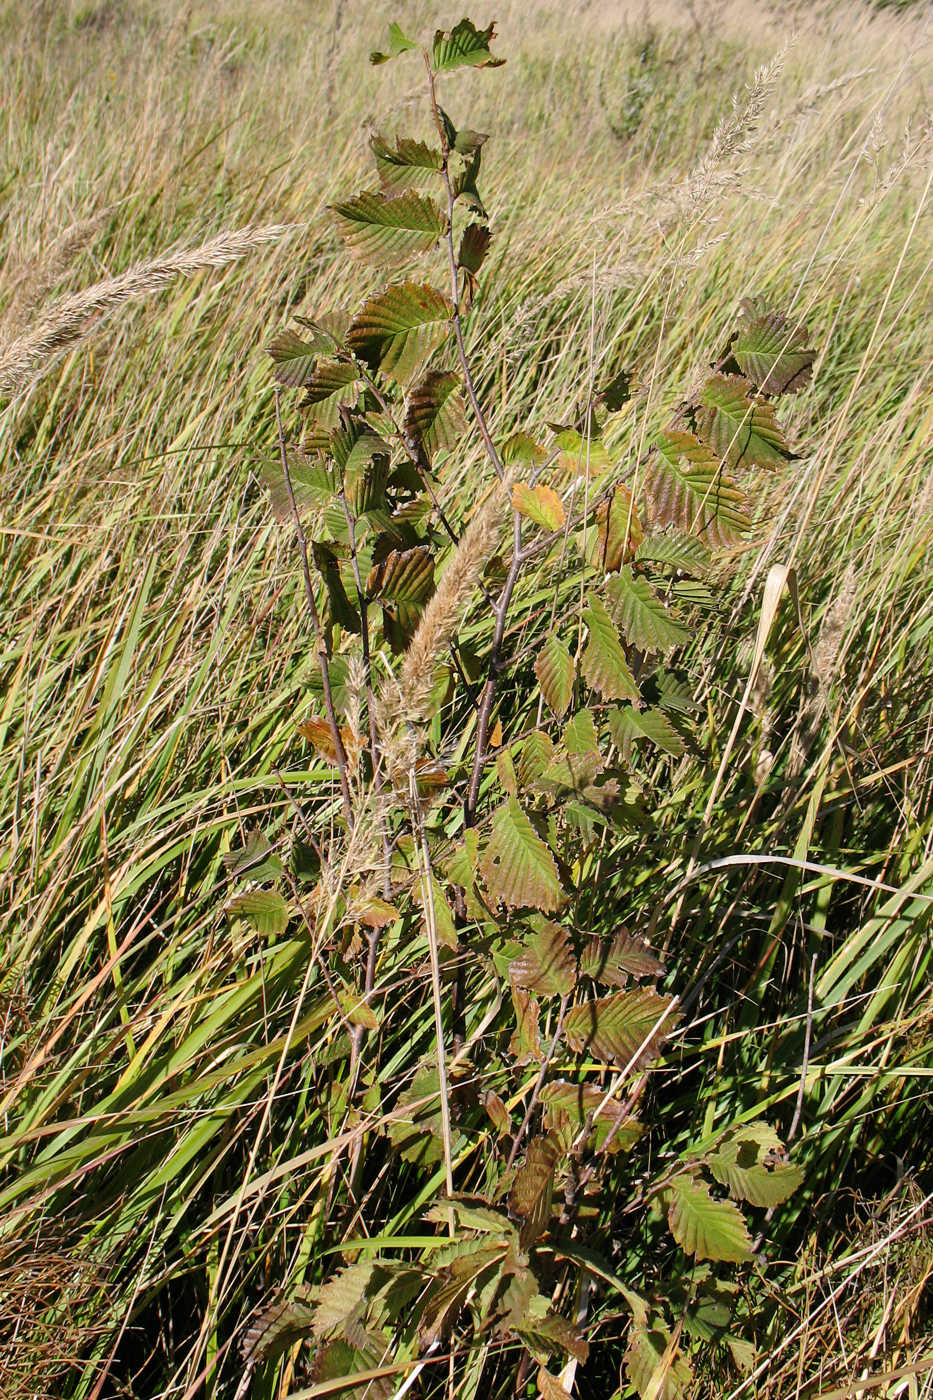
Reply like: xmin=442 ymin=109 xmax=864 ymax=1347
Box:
xmin=1 ymin=1 xmax=931 ymax=1397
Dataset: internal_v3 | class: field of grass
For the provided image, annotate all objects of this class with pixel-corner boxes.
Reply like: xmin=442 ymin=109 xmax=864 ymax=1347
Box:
xmin=1 ymin=1 xmax=931 ymax=1397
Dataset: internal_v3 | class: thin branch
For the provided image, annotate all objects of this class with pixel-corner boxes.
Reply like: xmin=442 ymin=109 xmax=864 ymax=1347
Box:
xmin=424 ymin=52 xmax=505 ymax=484
xmin=275 ymin=389 xmax=353 ymax=823
xmin=506 ymin=993 xmax=570 ymax=1170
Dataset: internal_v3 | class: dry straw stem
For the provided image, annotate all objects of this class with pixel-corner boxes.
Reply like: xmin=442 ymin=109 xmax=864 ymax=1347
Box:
xmin=0 ymin=224 xmax=295 ymax=397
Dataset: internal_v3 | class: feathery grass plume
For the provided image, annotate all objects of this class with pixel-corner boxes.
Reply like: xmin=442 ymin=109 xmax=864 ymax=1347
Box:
xmin=0 ymin=224 xmax=295 ymax=397
xmin=377 ymin=475 xmax=510 ymax=775
xmin=1 ymin=207 xmax=116 ymax=334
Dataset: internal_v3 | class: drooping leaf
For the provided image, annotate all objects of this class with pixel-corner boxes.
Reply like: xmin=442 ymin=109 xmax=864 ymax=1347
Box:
xmin=458 ymin=222 xmax=492 ymax=275
xmin=501 ymin=431 xmax=546 ymax=468
xmin=534 ymin=634 xmax=574 ymax=718
xmin=226 ymin=889 xmax=289 ymax=939
xmin=331 ymin=191 xmax=446 ymax=265
xmin=404 ymin=370 xmax=467 ymax=457
xmin=666 ymin=1176 xmax=753 ymax=1262
xmin=367 ymin=544 xmax=435 ymax=643
xmin=386 ymin=1063 xmax=466 ymax=1166
xmin=520 ymin=1307 xmax=589 ymax=1364
xmin=240 ymin=1289 xmax=316 ymax=1366
xmin=309 ymin=1337 xmax=394 ymax=1400
xmin=482 ymin=1089 xmax=512 ymax=1138
xmin=313 ymin=542 xmax=362 ymax=634
xmin=697 ymin=374 xmax=788 ymax=469
xmin=549 ymin=423 xmax=612 ymax=479
xmin=344 ymin=447 xmax=390 ymax=519
xmin=509 ymin=920 xmax=577 ymax=997
xmin=608 ymin=704 xmax=685 ymax=759
xmin=509 ymin=1135 xmax=560 ymax=1248
xmin=731 ymin=301 xmax=815 ymax=395
xmin=512 ymin=482 xmax=565 ymax=532
xmin=625 ymin=1321 xmax=694 ymax=1400
xmin=297 ymin=715 xmax=362 ymax=765
xmin=581 ymin=594 xmax=639 ymax=701
xmin=480 ymin=798 xmax=566 ymax=912
xmin=604 ymin=567 xmax=689 ymax=653
xmin=371 ymin=133 xmax=443 ymax=190
xmin=419 ymin=1243 xmax=506 ymax=1346
xmin=311 ymin=1262 xmax=376 ymax=1338
xmin=540 ymin=1079 xmax=643 ymax=1155
xmin=518 ymin=730 xmax=556 ymax=786
xmin=370 ymin=21 xmax=417 ymax=64
xmin=536 ymin=1368 xmax=573 ymax=1400
xmin=432 ymin=19 xmax=504 ymax=72
xmin=635 ymin=531 xmax=710 ymax=577
xmin=578 ymin=929 xmax=665 ymax=986
xmin=348 ymin=281 xmax=453 ymax=383
xmin=302 ymin=359 xmax=362 ymax=426
xmin=648 ymin=430 xmax=750 ymax=547
xmin=595 ymin=365 xmax=635 ymax=412
xmin=222 ymin=829 xmax=283 ymax=882
xmin=708 ymin=1123 xmax=803 ymax=1208
xmin=262 ymin=450 xmax=335 ymax=524
xmin=510 ymin=984 xmax=543 ymax=1064
xmin=591 ymin=484 xmax=643 ymax=570
xmin=266 ymin=328 xmax=324 ymax=387
xmin=563 ymin=989 xmax=679 ymax=1068
xmin=541 ymin=709 xmax=603 ymax=793
xmin=453 ymin=128 xmax=489 ymax=155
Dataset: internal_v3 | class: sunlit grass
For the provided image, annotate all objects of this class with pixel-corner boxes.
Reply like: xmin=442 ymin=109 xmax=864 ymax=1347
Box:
xmin=1 ymin=1 xmax=930 ymax=1396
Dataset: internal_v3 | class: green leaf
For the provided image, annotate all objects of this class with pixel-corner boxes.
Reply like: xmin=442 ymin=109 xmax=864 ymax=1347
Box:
xmin=697 ymin=374 xmax=788 ymax=469
xmin=708 ymin=1123 xmax=803 ymax=1208
xmin=331 ymin=191 xmax=446 ymax=265
xmin=666 ymin=1175 xmax=753 ymax=1262
xmin=266 ymin=328 xmax=324 ymax=387
xmin=732 ymin=300 xmax=815 ymax=394
xmin=625 ymin=1321 xmax=694 ymax=1400
xmin=404 ymin=370 xmax=466 ymax=458
xmin=635 ymin=531 xmax=710 ymax=576
xmin=534 ymin=634 xmax=574 ymax=718
xmin=370 ymin=21 xmax=417 ymax=64
xmin=347 ymin=281 xmax=453 ymax=383
xmin=509 ymin=1135 xmax=559 ymax=1248
xmin=509 ymin=920 xmax=577 ymax=997
xmin=607 ymin=705 xmax=685 ymax=758
xmin=540 ymin=1079 xmax=643 ymax=1155
xmin=226 ymin=889 xmax=289 ymax=939
xmin=432 ymin=19 xmax=504 ymax=72
xmin=302 ymin=359 xmax=362 ymax=426
xmin=480 ymin=797 xmax=565 ymax=912
xmin=512 ymin=481 xmax=565 ymax=531
xmin=371 ymin=134 xmax=443 ymax=190
xmin=605 ymin=567 xmax=689 ymax=653
xmin=581 ymin=594 xmax=639 ymax=702
xmin=649 ymin=430 xmax=750 ymax=547
xmin=563 ymin=989 xmax=679 ymax=1067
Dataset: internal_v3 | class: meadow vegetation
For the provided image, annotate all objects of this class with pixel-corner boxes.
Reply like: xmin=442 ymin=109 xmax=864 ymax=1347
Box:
xmin=0 ymin=2 xmax=931 ymax=1398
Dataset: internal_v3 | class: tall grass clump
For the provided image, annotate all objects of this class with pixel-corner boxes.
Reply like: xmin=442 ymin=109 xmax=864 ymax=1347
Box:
xmin=0 ymin=2 xmax=930 ymax=1397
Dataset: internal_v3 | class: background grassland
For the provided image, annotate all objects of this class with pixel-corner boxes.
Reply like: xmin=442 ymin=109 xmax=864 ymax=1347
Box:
xmin=1 ymin=1 xmax=931 ymax=1397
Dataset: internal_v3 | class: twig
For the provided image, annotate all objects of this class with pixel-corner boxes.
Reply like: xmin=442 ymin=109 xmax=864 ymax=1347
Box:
xmin=275 ymin=389 xmax=353 ymax=823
